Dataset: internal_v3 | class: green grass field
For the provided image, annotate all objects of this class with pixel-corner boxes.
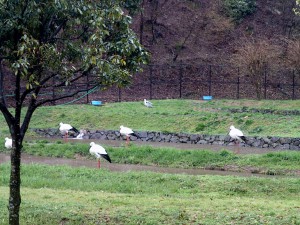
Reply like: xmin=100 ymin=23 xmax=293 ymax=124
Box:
xmin=1 ymin=163 xmax=300 ymax=224
xmin=2 ymin=99 xmax=300 ymax=137
xmin=1 ymin=99 xmax=300 ymax=224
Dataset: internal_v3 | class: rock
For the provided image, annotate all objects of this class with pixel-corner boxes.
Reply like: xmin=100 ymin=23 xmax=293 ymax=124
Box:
xmin=279 ymin=138 xmax=291 ymax=144
xmin=130 ymin=136 xmax=138 ymax=141
xmin=107 ymin=134 xmax=116 ymax=140
xmin=90 ymin=133 xmax=104 ymax=139
xmin=138 ymin=131 xmax=148 ymax=138
xmin=190 ymin=134 xmax=199 ymax=142
xmin=271 ymin=137 xmax=280 ymax=143
xmin=197 ymin=140 xmax=208 ymax=145
xmin=179 ymin=137 xmax=189 ymax=143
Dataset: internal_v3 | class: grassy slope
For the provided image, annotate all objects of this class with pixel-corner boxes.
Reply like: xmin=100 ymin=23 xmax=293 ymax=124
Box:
xmin=1 ymin=99 xmax=300 ymax=137
xmin=1 ymin=99 xmax=300 ymax=224
xmin=0 ymin=163 xmax=300 ymax=224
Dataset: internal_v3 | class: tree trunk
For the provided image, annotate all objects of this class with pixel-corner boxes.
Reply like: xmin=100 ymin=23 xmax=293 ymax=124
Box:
xmin=0 ymin=60 xmax=7 ymax=106
xmin=8 ymin=141 xmax=22 ymax=225
xmin=139 ymin=0 xmax=144 ymax=45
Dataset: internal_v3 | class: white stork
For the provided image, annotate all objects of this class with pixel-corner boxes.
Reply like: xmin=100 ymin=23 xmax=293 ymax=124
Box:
xmin=89 ymin=142 xmax=112 ymax=168
xmin=229 ymin=125 xmax=246 ymax=153
xmin=120 ymin=125 xmax=139 ymax=145
xmin=5 ymin=137 xmax=12 ymax=149
xmin=144 ymin=99 xmax=153 ymax=108
xmin=59 ymin=122 xmax=79 ymax=141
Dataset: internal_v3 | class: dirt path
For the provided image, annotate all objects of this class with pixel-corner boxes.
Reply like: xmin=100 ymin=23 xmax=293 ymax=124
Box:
xmin=0 ymin=152 xmax=292 ymax=178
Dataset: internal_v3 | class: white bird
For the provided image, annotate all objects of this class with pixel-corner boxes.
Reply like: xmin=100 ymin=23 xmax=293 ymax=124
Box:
xmin=120 ymin=125 xmax=139 ymax=145
xmin=73 ymin=130 xmax=87 ymax=139
xmin=59 ymin=122 xmax=79 ymax=141
xmin=144 ymin=99 xmax=153 ymax=108
xmin=89 ymin=142 xmax=112 ymax=168
xmin=5 ymin=137 xmax=12 ymax=149
xmin=229 ymin=125 xmax=246 ymax=153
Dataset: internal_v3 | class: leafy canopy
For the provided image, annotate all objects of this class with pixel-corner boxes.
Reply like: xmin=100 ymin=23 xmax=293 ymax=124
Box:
xmin=0 ymin=0 xmax=149 ymax=99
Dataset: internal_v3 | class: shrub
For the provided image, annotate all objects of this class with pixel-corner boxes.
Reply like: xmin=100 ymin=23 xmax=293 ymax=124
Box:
xmin=223 ymin=0 xmax=256 ymax=22
xmin=244 ymin=119 xmax=254 ymax=126
xmin=195 ymin=123 xmax=206 ymax=132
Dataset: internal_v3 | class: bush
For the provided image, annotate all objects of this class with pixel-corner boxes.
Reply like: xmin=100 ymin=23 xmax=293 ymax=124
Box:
xmin=223 ymin=0 xmax=256 ymax=22
xmin=195 ymin=123 xmax=206 ymax=132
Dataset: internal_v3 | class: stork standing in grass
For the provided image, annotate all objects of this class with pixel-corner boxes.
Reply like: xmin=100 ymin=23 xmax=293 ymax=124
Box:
xmin=229 ymin=125 xmax=246 ymax=154
xmin=59 ymin=122 xmax=79 ymax=141
xmin=144 ymin=99 xmax=153 ymax=108
xmin=89 ymin=142 xmax=112 ymax=168
xmin=5 ymin=137 xmax=12 ymax=149
xmin=120 ymin=125 xmax=139 ymax=146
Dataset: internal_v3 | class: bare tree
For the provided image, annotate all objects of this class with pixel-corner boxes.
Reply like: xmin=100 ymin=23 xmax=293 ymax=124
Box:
xmin=285 ymin=39 xmax=300 ymax=75
xmin=232 ymin=38 xmax=280 ymax=100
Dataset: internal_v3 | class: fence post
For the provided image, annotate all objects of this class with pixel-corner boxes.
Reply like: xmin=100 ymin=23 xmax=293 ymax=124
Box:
xmin=264 ymin=66 xmax=267 ymax=99
xmin=149 ymin=65 xmax=153 ymax=100
xmin=118 ymin=87 xmax=121 ymax=102
xmin=52 ymin=76 xmax=55 ymax=105
xmin=179 ymin=65 xmax=183 ymax=98
xmin=237 ymin=76 xmax=240 ymax=99
xmin=292 ymin=70 xmax=295 ymax=100
xmin=208 ymin=65 xmax=212 ymax=96
xmin=86 ymin=73 xmax=89 ymax=104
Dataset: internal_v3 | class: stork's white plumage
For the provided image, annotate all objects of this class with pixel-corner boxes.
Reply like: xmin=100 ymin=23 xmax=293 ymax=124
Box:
xmin=59 ymin=122 xmax=79 ymax=140
xmin=89 ymin=142 xmax=111 ymax=168
xmin=120 ymin=125 xmax=139 ymax=145
xmin=229 ymin=125 xmax=246 ymax=142
xmin=5 ymin=137 xmax=12 ymax=149
xmin=144 ymin=99 xmax=153 ymax=108
xmin=120 ymin=125 xmax=134 ymax=136
xmin=73 ymin=130 xmax=87 ymax=139
xmin=229 ymin=125 xmax=246 ymax=153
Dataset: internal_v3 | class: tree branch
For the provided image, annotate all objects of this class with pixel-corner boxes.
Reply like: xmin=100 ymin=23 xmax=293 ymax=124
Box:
xmin=35 ymin=84 xmax=100 ymax=107
xmin=0 ymin=102 xmax=15 ymax=131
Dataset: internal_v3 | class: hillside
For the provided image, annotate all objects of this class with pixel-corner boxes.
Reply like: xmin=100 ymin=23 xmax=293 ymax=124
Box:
xmin=130 ymin=0 xmax=300 ymax=65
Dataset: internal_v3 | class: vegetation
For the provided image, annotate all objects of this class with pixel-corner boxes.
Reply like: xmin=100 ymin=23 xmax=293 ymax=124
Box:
xmin=1 ymin=139 xmax=300 ymax=175
xmin=232 ymin=39 xmax=280 ymax=100
xmin=1 ymin=99 xmax=300 ymax=138
xmin=0 ymin=0 xmax=148 ymax=224
xmin=1 ymin=99 xmax=300 ymax=224
xmin=223 ymin=0 xmax=257 ymax=22
xmin=0 ymin=163 xmax=299 ymax=224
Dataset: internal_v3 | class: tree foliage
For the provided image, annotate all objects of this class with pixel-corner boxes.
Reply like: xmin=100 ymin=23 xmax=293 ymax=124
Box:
xmin=222 ymin=0 xmax=256 ymax=22
xmin=0 ymin=0 xmax=148 ymax=224
xmin=295 ymin=0 xmax=300 ymax=15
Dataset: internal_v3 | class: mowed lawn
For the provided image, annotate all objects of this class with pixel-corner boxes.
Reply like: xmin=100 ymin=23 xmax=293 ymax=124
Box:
xmin=0 ymin=163 xmax=300 ymax=225
xmin=1 ymin=99 xmax=300 ymax=224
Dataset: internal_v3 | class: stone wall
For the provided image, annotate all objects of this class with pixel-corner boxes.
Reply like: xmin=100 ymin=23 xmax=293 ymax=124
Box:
xmin=32 ymin=128 xmax=300 ymax=150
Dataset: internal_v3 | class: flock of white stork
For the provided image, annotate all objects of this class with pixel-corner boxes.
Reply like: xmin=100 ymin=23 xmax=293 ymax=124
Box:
xmin=4 ymin=99 xmax=246 ymax=168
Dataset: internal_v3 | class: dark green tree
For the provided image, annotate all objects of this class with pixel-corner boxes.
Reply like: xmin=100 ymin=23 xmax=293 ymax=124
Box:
xmin=0 ymin=0 xmax=149 ymax=224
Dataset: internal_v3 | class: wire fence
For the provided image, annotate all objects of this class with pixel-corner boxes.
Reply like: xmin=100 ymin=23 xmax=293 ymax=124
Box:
xmin=3 ymin=63 xmax=300 ymax=105
xmin=83 ymin=63 xmax=300 ymax=103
